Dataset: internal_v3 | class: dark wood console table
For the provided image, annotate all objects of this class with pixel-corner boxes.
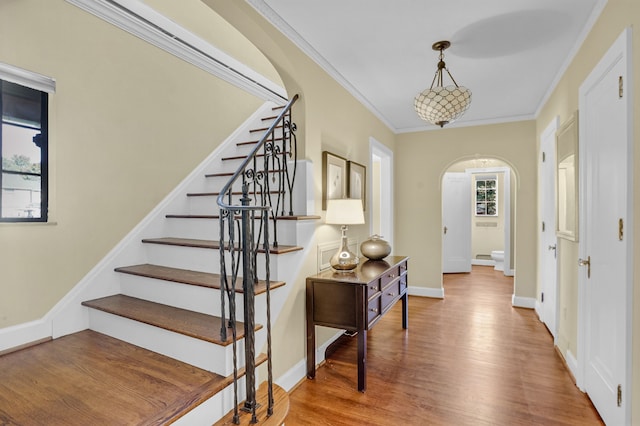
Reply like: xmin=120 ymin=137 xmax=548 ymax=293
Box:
xmin=306 ymin=256 xmax=409 ymax=391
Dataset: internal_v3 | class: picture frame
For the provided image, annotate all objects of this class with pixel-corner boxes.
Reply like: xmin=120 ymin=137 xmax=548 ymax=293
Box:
xmin=556 ymin=111 xmax=579 ymax=241
xmin=347 ymin=161 xmax=366 ymax=210
xmin=322 ymin=151 xmax=348 ymax=210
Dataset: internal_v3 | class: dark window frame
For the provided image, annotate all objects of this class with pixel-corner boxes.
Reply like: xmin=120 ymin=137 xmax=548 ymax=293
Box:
xmin=0 ymin=80 xmax=48 ymax=222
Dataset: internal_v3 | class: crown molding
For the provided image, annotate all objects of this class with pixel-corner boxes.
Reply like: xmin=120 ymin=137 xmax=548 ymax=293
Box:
xmin=534 ymin=0 xmax=609 ymax=118
xmin=0 ymin=63 xmax=56 ymax=93
xmin=65 ymin=0 xmax=287 ymax=104
xmin=396 ymin=113 xmax=536 ymax=134
xmin=246 ymin=0 xmax=397 ymax=132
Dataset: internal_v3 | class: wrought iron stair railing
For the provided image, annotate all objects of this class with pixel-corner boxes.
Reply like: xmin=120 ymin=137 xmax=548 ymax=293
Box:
xmin=216 ymin=94 xmax=299 ymax=424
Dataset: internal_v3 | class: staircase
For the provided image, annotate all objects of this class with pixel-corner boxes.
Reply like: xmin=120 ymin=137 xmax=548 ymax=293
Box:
xmin=0 ymin=96 xmax=312 ymax=425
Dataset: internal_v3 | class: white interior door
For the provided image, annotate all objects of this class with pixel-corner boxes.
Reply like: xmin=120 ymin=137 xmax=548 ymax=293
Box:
xmin=539 ymin=119 xmax=558 ymax=338
xmin=442 ymin=172 xmax=471 ymax=273
xmin=578 ymin=29 xmax=631 ymax=425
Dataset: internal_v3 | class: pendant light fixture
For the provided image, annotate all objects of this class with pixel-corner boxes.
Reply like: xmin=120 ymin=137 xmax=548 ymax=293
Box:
xmin=414 ymin=40 xmax=472 ymax=127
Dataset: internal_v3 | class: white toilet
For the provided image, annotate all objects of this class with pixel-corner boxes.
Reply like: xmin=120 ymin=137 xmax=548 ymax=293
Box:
xmin=491 ymin=250 xmax=504 ymax=271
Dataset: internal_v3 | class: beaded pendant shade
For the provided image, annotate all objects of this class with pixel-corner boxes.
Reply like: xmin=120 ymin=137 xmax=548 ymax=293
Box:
xmin=414 ymin=41 xmax=472 ymax=128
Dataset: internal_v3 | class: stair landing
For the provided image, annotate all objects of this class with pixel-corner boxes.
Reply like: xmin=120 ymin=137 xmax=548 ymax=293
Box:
xmin=0 ymin=330 xmax=228 ymax=425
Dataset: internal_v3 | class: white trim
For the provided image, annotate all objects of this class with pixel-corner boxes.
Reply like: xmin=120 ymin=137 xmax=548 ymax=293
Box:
xmin=0 ymin=319 xmax=52 ymax=353
xmin=246 ymin=0 xmax=395 ymax=131
xmin=566 ymin=349 xmax=579 ymax=383
xmin=0 ymin=62 xmax=56 ymax=93
xmin=408 ymin=286 xmax=444 ymax=299
xmin=369 ymin=138 xmax=394 ymax=249
xmin=65 ymin=0 xmax=286 ymax=104
xmin=512 ymin=295 xmax=536 ymax=309
xmin=466 ymin=167 xmax=512 ymax=278
xmin=534 ymin=300 xmax=543 ymax=321
xmin=397 ymin=114 xmax=535 ymax=134
xmin=534 ymin=0 xmax=609 ymax=118
xmin=276 ymin=330 xmax=343 ymax=392
xmin=471 ymin=259 xmax=494 ymax=267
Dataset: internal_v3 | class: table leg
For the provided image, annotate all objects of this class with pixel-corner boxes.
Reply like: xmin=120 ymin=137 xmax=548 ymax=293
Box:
xmin=306 ymin=283 xmax=316 ymax=379
xmin=402 ymin=292 xmax=408 ymax=329
xmin=357 ymin=329 xmax=367 ymax=392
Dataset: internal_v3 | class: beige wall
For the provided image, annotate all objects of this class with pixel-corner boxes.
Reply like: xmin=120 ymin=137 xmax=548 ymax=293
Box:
xmin=535 ymin=0 xmax=639 ymax=418
xmin=0 ymin=0 xmax=277 ymax=327
xmin=395 ymin=122 xmax=537 ymax=297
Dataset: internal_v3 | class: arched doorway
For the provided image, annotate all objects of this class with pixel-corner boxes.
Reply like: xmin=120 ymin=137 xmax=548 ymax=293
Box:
xmin=442 ymin=157 xmax=515 ymax=280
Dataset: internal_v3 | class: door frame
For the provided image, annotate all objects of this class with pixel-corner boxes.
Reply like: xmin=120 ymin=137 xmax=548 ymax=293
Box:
xmin=537 ymin=117 xmax=559 ymax=339
xmin=465 ymin=166 xmax=512 ymax=276
xmin=369 ymin=137 xmax=394 ymax=249
xmin=576 ymin=28 xmax=633 ymax=421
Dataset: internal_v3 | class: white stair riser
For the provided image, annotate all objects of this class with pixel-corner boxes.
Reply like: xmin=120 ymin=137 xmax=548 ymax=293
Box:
xmin=87 ymin=308 xmax=252 ymax=376
xmin=143 ymin=243 xmax=293 ymax=278
xmin=118 ymin=273 xmax=272 ymax=322
xmin=162 ymin=217 xmax=301 ymax=246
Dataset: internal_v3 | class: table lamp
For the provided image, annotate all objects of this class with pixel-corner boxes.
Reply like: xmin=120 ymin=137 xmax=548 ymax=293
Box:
xmin=325 ymin=199 xmax=365 ymax=271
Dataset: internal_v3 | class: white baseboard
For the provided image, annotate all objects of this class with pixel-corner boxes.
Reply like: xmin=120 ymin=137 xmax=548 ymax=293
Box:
xmin=276 ymin=330 xmax=343 ymax=392
xmin=0 ymin=319 xmax=51 ymax=353
xmin=471 ymin=259 xmax=494 ymax=266
xmin=566 ymin=349 xmax=578 ymax=379
xmin=534 ymin=300 xmax=543 ymax=320
xmin=512 ymin=295 xmax=536 ymax=309
xmin=408 ymin=286 xmax=444 ymax=299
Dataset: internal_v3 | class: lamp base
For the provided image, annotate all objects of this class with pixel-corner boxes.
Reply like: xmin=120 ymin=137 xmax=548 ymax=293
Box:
xmin=330 ymin=226 xmax=359 ymax=272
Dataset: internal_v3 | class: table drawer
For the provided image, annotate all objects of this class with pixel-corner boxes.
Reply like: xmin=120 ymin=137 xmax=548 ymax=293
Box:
xmin=367 ymin=296 xmax=381 ymax=327
xmin=399 ymin=274 xmax=407 ymax=293
xmin=367 ymin=280 xmax=380 ymax=299
xmin=381 ymin=279 xmax=401 ymax=313
xmin=380 ymin=265 xmax=401 ymax=288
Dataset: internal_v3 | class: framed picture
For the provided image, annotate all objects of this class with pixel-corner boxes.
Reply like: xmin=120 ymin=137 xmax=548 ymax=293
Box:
xmin=347 ymin=161 xmax=366 ymax=210
xmin=322 ymin=151 xmax=347 ymax=210
xmin=556 ymin=111 xmax=579 ymax=241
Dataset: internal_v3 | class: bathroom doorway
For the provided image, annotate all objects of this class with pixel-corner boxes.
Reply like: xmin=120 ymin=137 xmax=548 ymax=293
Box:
xmin=442 ymin=158 xmax=513 ymax=276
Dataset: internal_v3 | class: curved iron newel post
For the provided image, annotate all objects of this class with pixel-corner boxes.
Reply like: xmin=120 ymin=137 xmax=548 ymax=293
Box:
xmin=217 ymin=95 xmax=298 ymax=423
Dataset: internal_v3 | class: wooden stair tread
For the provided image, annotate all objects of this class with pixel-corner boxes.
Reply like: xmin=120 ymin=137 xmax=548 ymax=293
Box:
xmin=237 ymin=137 xmax=283 ymax=146
xmin=186 ymin=190 xmax=283 ymax=197
xmin=250 ymin=125 xmax=283 ymax=133
xmin=141 ymin=237 xmax=303 ymax=254
xmin=114 ymin=263 xmax=285 ymax=294
xmin=82 ymin=295 xmax=259 ymax=345
xmin=205 ymin=169 xmax=282 ymax=178
xmin=0 ymin=330 xmax=229 ymax=425
xmin=222 ymin=152 xmax=289 ymax=161
xmin=214 ymin=382 xmax=289 ymax=426
xmin=165 ymin=214 xmax=320 ymax=221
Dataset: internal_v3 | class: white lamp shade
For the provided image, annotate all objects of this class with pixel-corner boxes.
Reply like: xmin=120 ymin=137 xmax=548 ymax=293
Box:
xmin=325 ymin=199 xmax=365 ymax=225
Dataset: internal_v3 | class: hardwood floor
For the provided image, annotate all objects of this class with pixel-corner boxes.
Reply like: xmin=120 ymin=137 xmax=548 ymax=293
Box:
xmin=288 ymin=266 xmax=603 ymax=425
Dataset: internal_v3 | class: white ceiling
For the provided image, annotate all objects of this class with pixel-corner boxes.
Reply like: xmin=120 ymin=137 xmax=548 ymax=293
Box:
xmin=248 ymin=0 xmax=606 ymax=132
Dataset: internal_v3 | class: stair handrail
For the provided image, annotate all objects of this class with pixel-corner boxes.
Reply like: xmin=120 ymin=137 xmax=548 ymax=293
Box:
xmin=216 ymin=93 xmax=299 ymax=214
xmin=216 ymin=94 xmax=299 ymax=424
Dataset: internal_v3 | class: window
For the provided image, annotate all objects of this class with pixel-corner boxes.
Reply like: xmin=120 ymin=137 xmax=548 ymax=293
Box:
xmin=1 ymin=79 xmax=48 ymax=222
xmin=475 ymin=176 xmax=497 ymax=216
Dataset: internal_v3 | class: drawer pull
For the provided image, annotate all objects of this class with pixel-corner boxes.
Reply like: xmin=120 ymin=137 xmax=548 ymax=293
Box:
xmin=369 ymin=285 xmax=377 ymax=291
xmin=370 ymin=308 xmax=378 ymax=313
xmin=388 ymin=273 xmax=396 ymax=278
xmin=400 ymin=264 xmax=407 ymax=271
xmin=387 ymin=292 xmax=395 ymax=297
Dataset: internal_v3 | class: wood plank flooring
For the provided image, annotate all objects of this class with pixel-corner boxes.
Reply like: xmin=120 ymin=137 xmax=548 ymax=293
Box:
xmin=0 ymin=330 xmax=229 ymax=425
xmin=288 ymin=266 xmax=604 ymax=425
